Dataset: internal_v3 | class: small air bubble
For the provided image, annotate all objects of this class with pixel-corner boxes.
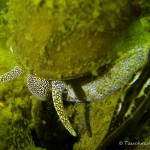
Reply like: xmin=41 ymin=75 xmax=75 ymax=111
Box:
xmin=9 ymin=46 xmax=13 ymax=53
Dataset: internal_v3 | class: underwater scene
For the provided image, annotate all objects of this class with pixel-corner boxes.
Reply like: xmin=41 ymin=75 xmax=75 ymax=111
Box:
xmin=0 ymin=0 xmax=150 ymax=150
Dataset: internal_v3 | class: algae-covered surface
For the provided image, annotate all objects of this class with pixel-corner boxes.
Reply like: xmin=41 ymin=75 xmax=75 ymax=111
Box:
xmin=0 ymin=0 xmax=150 ymax=150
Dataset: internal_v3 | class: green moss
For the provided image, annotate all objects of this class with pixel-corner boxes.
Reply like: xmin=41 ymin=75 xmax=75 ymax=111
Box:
xmin=0 ymin=82 xmax=45 ymax=150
